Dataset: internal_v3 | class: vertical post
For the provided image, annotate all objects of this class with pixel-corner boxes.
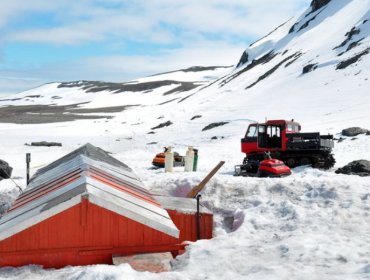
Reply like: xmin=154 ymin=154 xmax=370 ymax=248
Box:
xmin=26 ymin=153 xmax=31 ymax=185
xmin=196 ymin=194 xmax=202 ymax=240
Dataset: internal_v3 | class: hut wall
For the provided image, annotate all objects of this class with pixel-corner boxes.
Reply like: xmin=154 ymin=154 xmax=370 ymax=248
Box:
xmin=0 ymin=199 xmax=180 ymax=268
xmin=167 ymin=210 xmax=213 ymax=242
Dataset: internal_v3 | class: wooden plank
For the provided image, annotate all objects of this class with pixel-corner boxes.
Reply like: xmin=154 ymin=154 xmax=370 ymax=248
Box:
xmin=186 ymin=161 xmax=225 ymax=198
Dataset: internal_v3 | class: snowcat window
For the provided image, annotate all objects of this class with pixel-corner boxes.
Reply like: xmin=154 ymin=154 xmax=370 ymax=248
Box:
xmin=258 ymin=125 xmax=266 ymax=133
xmin=266 ymin=125 xmax=281 ymax=148
xmin=266 ymin=125 xmax=280 ymax=137
xmin=246 ymin=125 xmax=257 ymax=137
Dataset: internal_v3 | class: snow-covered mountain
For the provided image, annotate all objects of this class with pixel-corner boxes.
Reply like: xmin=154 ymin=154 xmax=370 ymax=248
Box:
xmin=0 ymin=0 xmax=369 ymax=279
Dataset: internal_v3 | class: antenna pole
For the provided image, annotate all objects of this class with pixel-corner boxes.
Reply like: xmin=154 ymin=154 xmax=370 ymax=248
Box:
xmin=26 ymin=153 xmax=31 ymax=185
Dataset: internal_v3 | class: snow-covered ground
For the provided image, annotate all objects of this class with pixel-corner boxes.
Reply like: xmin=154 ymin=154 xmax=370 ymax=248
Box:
xmin=0 ymin=0 xmax=370 ymax=279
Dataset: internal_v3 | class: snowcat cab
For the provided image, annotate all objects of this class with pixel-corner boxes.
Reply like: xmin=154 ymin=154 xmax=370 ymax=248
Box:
xmin=241 ymin=120 xmax=301 ymax=154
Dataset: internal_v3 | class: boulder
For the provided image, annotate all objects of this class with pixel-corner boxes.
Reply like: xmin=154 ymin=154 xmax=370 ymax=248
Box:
xmin=0 ymin=159 xmax=13 ymax=179
xmin=335 ymin=160 xmax=370 ymax=176
xmin=342 ymin=127 xmax=369 ymax=137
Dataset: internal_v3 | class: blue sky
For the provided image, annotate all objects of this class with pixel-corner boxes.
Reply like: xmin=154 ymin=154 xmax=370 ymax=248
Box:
xmin=0 ymin=0 xmax=310 ymax=95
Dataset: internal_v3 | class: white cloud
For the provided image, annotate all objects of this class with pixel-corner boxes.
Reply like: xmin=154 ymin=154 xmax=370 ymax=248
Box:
xmin=2 ymin=0 xmax=311 ymax=45
xmin=0 ymin=0 xmax=312 ymax=94
xmin=27 ymin=41 xmax=244 ymax=83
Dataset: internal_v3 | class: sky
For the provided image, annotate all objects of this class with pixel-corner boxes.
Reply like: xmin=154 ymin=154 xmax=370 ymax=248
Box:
xmin=0 ymin=0 xmax=310 ymax=96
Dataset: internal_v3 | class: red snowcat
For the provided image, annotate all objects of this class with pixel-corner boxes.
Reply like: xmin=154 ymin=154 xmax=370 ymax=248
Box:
xmin=235 ymin=119 xmax=335 ymax=177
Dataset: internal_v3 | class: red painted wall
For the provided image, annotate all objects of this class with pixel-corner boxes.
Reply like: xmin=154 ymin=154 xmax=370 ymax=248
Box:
xmin=0 ymin=199 xmax=213 ymax=268
xmin=0 ymin=199 xmax=179 ymax=268
xmin=167 ymin=210 xmax=213 ymax=242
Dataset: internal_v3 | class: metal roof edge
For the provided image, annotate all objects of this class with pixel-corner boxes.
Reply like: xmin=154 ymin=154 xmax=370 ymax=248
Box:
xmin=0 ymin=195 xmax=81 ymax=242
xmin=0 ymin=177 xmax=87 ymax=225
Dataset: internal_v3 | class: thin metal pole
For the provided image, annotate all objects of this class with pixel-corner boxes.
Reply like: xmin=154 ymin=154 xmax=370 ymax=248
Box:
xmin=196 ymin=194 xmax=202 ymax=240
xmin=26 ymin=153 xmax=31 ymax=185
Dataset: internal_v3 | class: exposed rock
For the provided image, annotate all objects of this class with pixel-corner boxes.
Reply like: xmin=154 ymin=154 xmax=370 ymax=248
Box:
xmin=0 ymin=159 xmax=13 ymax=179
xmin=342 ymin=127 xmax=369 ymax=136
xmin=289 ymin=0 xmax=328 ymax=33
xmin=29 ymin=141 xmax=62 ymax=147
xmin=0 ymin=104 xmax=134 ymax=124
xmin=335 ymin=160 xmax=370 ymax=176
xmin=58 ymin=80 xmax=200 ymax=96
xmin=310 ymin=0 xmax=331 ymax=12
xmin=289 ymin=23 xmax=298 ymax=34
xmin=153 ymin=66 xmax=231 ymax=76
xmin=151 ymin=121 xmax=173 ymax=130
xmin=299 ymin=12 xmax=322 ymax=32
xmin=341 ymin=39 xmax=364 ymax=55
xmin=336 ymin=47 xmax=370 ymax=70
xmin=334 ymin=27 xmax=361 ymax=50
xmin=211 ymin=136 xmax=225 ymax=140
xmin=202 ymin=122 xmax=229 ymax=131
xmin=220 ymin=51 xmax=277 ymax=86
xmin=302 ymin=64 xmax=318 ymax=74
xmin=246 ymin=53 xmax=299 ymax=89
xmin=236 ymin=52 xmax=249 ymax=67
xmin=191 ymin=115 xmax=202 ymax=120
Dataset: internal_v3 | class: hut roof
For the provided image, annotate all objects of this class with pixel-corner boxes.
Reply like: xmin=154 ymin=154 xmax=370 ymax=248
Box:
xmin=0 ymin=143 xmax=179 ymax=241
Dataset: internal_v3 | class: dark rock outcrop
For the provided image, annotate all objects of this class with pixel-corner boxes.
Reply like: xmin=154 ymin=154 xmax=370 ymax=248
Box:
xmin=342 ymin=127 xmax=369 ymax=136
xmin=310 ymin=0 xmax=331 ymax=12
xmin=202 ymin=122 xmax=229 ymax=131
xmin=151 ymin=121 xmax=173 ymax=130
xmin=302 ymin=64 xmax=318 ymax=74
xmin=220 ymin=51 xmax=277 ymax=86
xmin=0 ymin=159 xmax=13 ymax=179
xmin=335 ymin=160 xmax=370 ymax=176
xmin=334 ymin=27 xmax=361 ymax=50
xmin=336 ymin=47 xmax=370 ymax=70
xmin=190 ymin=115 xmax=202 ymax=120
xmin=236 ymin=52 xmax=249 ymax=68
xmin=29 ymin=141 xmax=62 ymax=147
xmin=58 ymin=80 xmax=200 ymax=96
xmin=246 ymin=52 xmax=300 ymax=89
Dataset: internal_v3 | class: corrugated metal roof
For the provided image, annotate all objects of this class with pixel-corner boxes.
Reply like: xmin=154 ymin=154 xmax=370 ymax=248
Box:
xmin=0 ymin=144 xmax=179 ymax=241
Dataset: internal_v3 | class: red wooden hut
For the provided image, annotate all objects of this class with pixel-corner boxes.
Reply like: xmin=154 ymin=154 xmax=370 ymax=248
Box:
xmin=0 ymin=143 xmax=213 ymax=268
